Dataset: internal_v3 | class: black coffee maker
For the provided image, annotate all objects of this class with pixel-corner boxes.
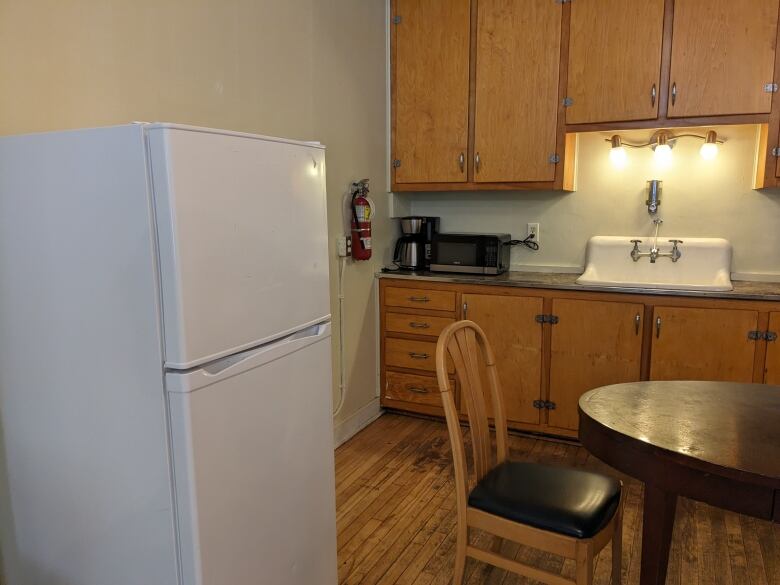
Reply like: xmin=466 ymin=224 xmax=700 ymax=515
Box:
xmin=393 ymin=216 xmax=439 ymax=270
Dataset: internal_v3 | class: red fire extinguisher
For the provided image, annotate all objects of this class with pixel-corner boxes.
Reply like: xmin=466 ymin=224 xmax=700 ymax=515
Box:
xmin=350 ymin=179 xmax=372 ymax=261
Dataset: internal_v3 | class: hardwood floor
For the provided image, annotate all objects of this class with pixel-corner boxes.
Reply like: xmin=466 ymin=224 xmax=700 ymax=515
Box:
xmin=335 ymin=413 xmax=780 ymax=585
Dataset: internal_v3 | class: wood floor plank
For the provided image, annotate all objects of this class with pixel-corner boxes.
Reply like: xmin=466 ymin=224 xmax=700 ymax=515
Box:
xmin=336 ymin=414 xmax=779 ymax=585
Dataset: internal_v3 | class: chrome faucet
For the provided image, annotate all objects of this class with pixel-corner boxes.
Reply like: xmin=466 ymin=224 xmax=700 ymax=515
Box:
xmin=630 ymin=238 xmax=683 ymax=263
xmin=630 ymin=220 xmax=683 ymax=263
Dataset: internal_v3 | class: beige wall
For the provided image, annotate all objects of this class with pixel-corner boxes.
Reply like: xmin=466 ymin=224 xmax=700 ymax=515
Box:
xmin=0 ymin=0 xmax=390 ymax=436
xmin=407 ymin=125 xmax=780 ymax=278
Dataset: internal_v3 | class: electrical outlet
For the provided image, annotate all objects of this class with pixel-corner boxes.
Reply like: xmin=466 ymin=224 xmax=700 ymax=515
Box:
xmin=527 ymin=223 xmax=540 ymax=244
xmin=337 ymin=235 xmax=349 ymax=257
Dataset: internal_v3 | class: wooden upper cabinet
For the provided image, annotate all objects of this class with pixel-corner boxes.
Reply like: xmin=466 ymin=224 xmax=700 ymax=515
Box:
xmin=392 ymin=0 xmax=471 ymax=184
xmin=461 ymin=294 xmax=544 ymax=425
xmin=566 ymin=0 xmax=665 ymax=125
xmin=548 ymin=299 xmax=644 ymax=431
xmin=473 ymin=0 xmax=562 ymax=182
xmin=650 ymin=306 xmax=759 ymax=382
xmin=668 ymin=0 xmax=780 ymax=118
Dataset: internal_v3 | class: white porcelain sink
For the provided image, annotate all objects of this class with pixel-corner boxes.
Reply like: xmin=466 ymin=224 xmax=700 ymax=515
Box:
xmin=577 ymin=236 xmax=733 ymax=291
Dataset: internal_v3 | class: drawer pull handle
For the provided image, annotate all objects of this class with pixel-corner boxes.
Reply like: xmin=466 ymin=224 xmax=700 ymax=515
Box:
xmin=635 ymin=314 xmax=641 ymax=336
xmin=408 ymin=296 xmax=430 ymax=303
xmin=409 ymin=322 xmax=431 ymax=329
xmin=409 ymin=352 xmax=430 ymax=359
xmin=656 ymin=316 xmax=662 ymax=338
xmin=407 ymin=386 xmax=430 ymax=394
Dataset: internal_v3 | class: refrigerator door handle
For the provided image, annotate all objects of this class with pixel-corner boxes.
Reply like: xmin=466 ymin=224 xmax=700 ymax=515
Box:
xmin=166 ymin=321 xmax=331 ymax=393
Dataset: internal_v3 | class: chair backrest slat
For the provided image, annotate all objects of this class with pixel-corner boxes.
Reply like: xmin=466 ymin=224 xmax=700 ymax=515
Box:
xmin=436 ymin=320 xmax=510 ymax=496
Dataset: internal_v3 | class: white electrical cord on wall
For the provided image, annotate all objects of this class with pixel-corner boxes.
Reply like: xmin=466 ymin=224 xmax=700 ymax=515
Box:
xmin=333 ymin=255 xmax=348 ymax=416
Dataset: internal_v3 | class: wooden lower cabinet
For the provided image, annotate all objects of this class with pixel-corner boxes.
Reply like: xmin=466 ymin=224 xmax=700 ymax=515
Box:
xmin=763 ymin=312 xmax=780 ymax=383
xmin=461 ymin=294 xmax=544 ymax=425
xmin=649 ymin=306 xmax=759 ymax=382
xmin=548 ymin=299 xmax=644 ymax=432
xmin=379 ymin=278 xmax=779 ymax=439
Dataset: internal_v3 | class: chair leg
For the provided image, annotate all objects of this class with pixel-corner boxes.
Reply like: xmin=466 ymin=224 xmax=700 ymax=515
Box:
xmin=575 ymin=541 xmax=594 ymax=585
xmin=452 ymin=521 xmax=467 ymax=585
xmin=612 ymin=501 xmax=624 ymax=585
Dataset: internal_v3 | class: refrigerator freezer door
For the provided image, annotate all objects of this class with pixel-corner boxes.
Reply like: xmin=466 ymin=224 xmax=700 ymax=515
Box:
xmin=148 ymin=125 xmax=330 ymax=369
xmin=166 ymin=323 xmax=336 ymax=585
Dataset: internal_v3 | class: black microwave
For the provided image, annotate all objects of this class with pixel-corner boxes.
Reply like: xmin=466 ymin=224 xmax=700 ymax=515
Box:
xmin=429 ymin=233 xmax=511 ymax=275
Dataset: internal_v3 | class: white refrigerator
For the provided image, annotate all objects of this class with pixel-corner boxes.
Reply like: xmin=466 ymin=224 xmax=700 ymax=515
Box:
xmin=0 ymin=123 xmax=337 ymax=585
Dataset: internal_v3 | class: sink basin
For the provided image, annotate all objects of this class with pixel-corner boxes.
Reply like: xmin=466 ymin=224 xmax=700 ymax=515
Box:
xmin=577 ymin=236 xmax=733 ymax=291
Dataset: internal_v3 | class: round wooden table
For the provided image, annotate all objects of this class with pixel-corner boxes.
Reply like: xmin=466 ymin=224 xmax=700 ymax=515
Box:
xmin=579 ymin=381 xmax=780 ymax=585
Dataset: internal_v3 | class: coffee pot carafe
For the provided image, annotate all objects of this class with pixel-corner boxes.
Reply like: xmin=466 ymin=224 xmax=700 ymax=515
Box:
xmin=393 ymin=216 xmax=439 ymax=271
xmin=393 ymin=236 xmax=424 ymax=270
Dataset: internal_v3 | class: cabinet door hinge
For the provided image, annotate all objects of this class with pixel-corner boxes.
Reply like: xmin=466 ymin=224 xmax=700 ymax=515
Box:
xmin=535 ymin=314 xmax=559 ymax=324
xmin=549 ymin=154 xmax=561 ymax=164
xmin=562 ymin=97 xmax=574 ymax=107
xmin=392 ymin=159 xmax=401 ymax=168
xmin=392 ymin=15 xmax=402 ymax=24
xmin=764 ymin=82 xmax=778 ymax=93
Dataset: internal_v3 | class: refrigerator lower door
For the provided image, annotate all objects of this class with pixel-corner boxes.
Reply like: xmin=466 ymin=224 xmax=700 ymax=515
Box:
xmin=166 ymin=322 xmax=336 ymax=585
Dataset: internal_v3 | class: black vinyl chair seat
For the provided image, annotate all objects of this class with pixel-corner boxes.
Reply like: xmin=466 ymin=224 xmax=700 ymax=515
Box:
xmin=468 ymin=461 xmax=621 ymax=539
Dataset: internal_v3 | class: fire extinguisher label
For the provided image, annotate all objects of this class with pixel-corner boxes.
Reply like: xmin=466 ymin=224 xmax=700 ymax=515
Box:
xmin=362 ymin=237 xmax=372 ymax=250
xmin=355 ymin=204 xmax=371 ymax=222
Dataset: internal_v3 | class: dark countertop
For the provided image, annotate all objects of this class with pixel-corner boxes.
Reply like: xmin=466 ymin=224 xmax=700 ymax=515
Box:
xmin=377 ymin=269 xmax=780 ymax=301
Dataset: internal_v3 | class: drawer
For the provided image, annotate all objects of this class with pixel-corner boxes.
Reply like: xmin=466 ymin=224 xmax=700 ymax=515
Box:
xmin=385 ymin=338 xmax=454 ymax=373
xmin=386 ymin=312 xmax=455 ymax=337
xmin=384 ymin=371 xmax=450 ymax=407
xmin=384 ymin=286 xmax=456 ymax=312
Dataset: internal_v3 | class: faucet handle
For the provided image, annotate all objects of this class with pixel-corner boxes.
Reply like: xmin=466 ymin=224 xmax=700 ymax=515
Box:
xmin=630 ymin=239 xmax=643 ymax=244
xmin=668 ymin=239 xmax=683 ymax=245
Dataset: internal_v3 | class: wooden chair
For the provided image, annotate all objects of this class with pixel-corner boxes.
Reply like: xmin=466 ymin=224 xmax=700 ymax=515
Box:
xmin=435 ymin=320 xmax=624 ymax=585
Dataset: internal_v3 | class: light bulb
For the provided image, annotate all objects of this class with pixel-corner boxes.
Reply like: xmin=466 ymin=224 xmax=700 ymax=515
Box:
xmin=608 ymin=135 xmax=627 ymax=169
xmin=609 ymin=145 xmax=627 ymax=168
xmin=700 ymin=142 xmax=718 ymax=160
xmin=653 ymin=143 xmax=673 ymax=168
xmin=700 ymin=131 xmax=719 ymax=160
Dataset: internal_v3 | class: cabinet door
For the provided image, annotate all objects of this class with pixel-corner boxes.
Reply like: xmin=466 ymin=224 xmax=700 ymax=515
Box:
xmin=566 ymin=0 xmax=665 ymax=124
xmin=650 ymin=307 xmax=758 ymax=382
xmin=392 ymin=0 xmax=471 ymax=183
xmin=473 ymin=0 xmax=562 ymax=182
xmin=548 ymin=299 xmax=644 ymax=432
xmin=763 ymin=312 xmax=780 ymax=383
xmin=462 ymin=294 xmax=544 ymax=425
xmin=668 ymin=0 xmax=780 ymax=118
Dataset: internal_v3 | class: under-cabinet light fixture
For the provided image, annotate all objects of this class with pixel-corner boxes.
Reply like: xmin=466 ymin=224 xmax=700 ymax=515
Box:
xmin=606 ymin=130 xmax=724 ymax=168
